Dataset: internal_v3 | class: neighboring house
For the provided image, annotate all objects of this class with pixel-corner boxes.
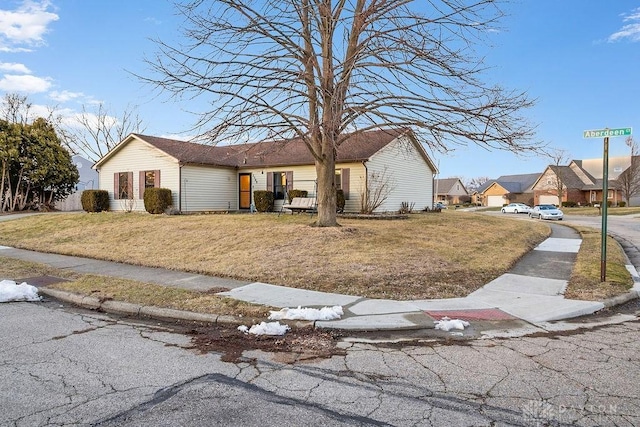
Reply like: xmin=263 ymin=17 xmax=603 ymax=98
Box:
xmin=476 ymin=173 xmax=539 ymax=207
xmin=55 ymin=155 xmax=99 ymax=211
xmin=434 ymin=178 xmax=469 ymax=205
xmin=93 ymin=128 xmax=437 ymax=214
xmin=531 ymin=156 xmax=633 ymax=206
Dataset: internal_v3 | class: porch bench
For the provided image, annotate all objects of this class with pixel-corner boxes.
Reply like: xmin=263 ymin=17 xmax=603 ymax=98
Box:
xmin=282 ymin=197 xmax=317 ymax=214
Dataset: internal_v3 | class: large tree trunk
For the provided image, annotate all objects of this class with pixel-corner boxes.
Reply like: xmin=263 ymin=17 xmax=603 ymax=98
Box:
xmin=314 ymin=154 xmax=338 ymax=227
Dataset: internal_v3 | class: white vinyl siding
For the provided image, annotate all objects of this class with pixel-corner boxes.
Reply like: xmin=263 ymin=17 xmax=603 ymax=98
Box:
xmin=180 ymin=165 xmax=237 ymax=212
xmin=365 ymin=136 xmax=434 ymax=212
xmin=97 ymin=138 xmax=179 ymax=211
xmin=336 ymin=162 xmax=365 ymax=213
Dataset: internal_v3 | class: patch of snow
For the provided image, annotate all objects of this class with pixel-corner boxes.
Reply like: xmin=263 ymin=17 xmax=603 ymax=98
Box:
xmin=434 ymin=317 xmax=470 ymax=332
xmin=0 ymin=280 xmax=41 ymax=303
xmin=238 ymin=321 xmax=291 ymax=336
xmin=268 ymin=305 xmax=343 ymax=321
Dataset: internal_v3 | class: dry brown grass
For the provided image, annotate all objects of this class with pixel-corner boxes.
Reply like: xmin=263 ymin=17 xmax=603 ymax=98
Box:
xmin=0 ymin=211 xmax=551 ymax=299
xmin=565 ymin=226 xmax=633 ymax=300
xmin=0 ymin=257 xmax=272 ymax=318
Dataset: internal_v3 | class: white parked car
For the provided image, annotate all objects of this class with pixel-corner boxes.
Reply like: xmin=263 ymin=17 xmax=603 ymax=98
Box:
xmin=529 ymin=204 xmax=564 ymax=220
xmin=501 ymin=203 xmax=532 ymax=214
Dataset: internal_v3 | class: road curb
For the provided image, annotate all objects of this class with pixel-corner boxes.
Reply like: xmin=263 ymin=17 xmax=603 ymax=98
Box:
xmin=37 ymin=287 xmax=314 ymax=330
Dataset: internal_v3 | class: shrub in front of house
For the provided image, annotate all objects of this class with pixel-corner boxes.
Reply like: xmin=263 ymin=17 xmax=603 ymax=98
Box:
xmin=287 ymin=189 xmax=308 ymax=202
xmin=81 ymin=190 xmax=109 ymax=213
xmin=562 ymin=201 xmax=577 ymax=207
xmin=254 ymin=190 xmax=274 ymax=212
xmin=619 ymin=201 xmax=626 ymax=207
xmin=144 ymin=188 xmax=172 ymax=214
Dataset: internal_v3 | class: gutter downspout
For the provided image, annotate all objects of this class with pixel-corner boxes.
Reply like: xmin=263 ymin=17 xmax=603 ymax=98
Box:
xmin=178 ymin=164 xmax=182 ymax=212
xmin=362 ymin=161 xmax=368 ymax=212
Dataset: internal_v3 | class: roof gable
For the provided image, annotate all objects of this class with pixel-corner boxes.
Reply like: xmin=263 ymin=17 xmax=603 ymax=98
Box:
xmin=435 ymin=178 xmax=467 ymax=194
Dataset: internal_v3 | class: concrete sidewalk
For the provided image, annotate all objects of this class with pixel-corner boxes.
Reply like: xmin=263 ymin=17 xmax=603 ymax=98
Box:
xmin=2 ymin=222 xmax=639 ymax=335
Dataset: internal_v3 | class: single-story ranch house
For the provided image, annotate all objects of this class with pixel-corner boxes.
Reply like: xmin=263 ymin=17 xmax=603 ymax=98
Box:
xmin=93 ymin=128 xmax=437 ymax=214
xmin=434 ymin=178 xmax=469 ymax=206
xmin=476 ymin=173 xmax=539 ymax=207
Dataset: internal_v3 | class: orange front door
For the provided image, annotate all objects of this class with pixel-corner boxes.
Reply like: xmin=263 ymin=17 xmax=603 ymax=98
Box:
xmin=239 ymin=174 xmax=252 ymax=209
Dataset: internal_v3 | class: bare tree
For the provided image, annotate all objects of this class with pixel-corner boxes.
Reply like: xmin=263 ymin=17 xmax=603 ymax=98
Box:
xmin=547 ymin=148 xmax=571 ymax=205
xmin=0 ymin=93 xmax=33 ymax=125
xmin=465 ymin=176 xmax=491 ymax=193
xmin=60 ymin=103 xmax=146 ymax=162
xmin=142 ymin=0 xmax=539 ymax=226
xmin=617 ymin=137 xmax=640 ymax=206
xmin=360 ymin=168 xmax=394 ymax=214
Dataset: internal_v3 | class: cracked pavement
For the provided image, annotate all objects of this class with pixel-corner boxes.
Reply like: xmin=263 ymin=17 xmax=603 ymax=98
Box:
xmin=1 ymin=300 xmax=639 ymax=426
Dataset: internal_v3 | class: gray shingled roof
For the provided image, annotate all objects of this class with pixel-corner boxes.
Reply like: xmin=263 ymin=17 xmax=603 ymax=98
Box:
xmin=131 ymin=128 xmax=409 ymax=168
xmin=435 ymin=178 xmax=464 ymax=194
xmin=478 ymin=172 xmax=540 ymax=194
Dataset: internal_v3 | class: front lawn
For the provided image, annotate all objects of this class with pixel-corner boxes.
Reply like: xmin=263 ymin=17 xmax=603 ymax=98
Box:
xmin=0 ymin=210 xmax=633 ymax=303
xmin=0 ymin=211 xmax=550 ymax=300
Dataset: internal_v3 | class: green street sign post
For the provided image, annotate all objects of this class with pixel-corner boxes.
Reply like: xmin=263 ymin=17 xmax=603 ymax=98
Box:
xmin=583 ymin=127 xmax=633 ymax=282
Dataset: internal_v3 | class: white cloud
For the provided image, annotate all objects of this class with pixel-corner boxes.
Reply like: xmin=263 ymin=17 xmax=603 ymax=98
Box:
xmin=608 ymin=7 xmax=640 ymax=42
xmin=144 ymin=16 xmax=162 ymax=25
xmin=0 ymin=0 xmax=59 ymax=51
xmin=0 ymin=62 xmax=30 ymax=73
xmin=0 ymin=73 xmax=51 ymax=92
xmin=58 ymin=111 xmax=119 ymax=130
xmin=49 ymin=90 xmax=85 ymax=103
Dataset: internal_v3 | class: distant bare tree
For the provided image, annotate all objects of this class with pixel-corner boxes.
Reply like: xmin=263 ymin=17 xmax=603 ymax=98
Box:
xmin=465 ymin=176 xmax=491 ymax=193
xmin=142 ymin=0 xmax=539 ymax=226
xmin=547 ymin=148 xmax=571 ymax=205
xmin=0 ymin=93 xmax=32 ymax=125
xmin=60 ymin=103 xmax=146 ymax=162
xmin=617 ymin=137 xmax=640 ymax=206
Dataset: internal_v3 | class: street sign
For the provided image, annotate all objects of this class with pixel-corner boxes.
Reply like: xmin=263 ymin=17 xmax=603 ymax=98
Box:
xmin=583 ymin=128 xmax=632 ymax=138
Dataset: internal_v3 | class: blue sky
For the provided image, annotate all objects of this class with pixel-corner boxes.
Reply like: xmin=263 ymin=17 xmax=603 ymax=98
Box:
xmin=1 ymin=0 xmax=639 ymax=181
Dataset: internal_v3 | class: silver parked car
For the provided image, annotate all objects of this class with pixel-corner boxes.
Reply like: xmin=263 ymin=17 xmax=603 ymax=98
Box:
xmin=529 ymin=204 xmax=563 ymax=220
xmin=501 ymin=203 xmax=532 ymax=214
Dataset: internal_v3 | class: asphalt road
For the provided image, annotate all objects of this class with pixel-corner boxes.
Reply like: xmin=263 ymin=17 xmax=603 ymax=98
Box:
xmin=2 ymin=297 xmax=639 ymax=426
xmin=561 ymin=213 xmax=640 ymax=272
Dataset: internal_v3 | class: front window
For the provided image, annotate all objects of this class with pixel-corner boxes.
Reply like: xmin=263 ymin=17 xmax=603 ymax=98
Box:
xmin=145 ymin=171 xmax=156 ymax=189
xmin=118 ymin=172 xmax=130 ymax=199
xmin=335 ymin=170 xmax=342 ymax=190
xmin=273 ymin=172 xmax=287 ymax=200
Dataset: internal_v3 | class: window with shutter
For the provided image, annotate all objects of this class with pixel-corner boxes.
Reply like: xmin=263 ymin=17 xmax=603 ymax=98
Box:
xmin=336 ymin=168 xmax=350 ymax=199
xmin=115 ymin=172 xmax=132 ymax=199
xmin=271 ymin=171 xmax=291 ymax=200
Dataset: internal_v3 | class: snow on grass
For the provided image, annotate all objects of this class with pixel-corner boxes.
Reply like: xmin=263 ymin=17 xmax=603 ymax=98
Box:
xmin=434 ymin=317 xmax=470 ymax=332
xmin=268 ymin=305 xmax=343 ymax=321
xmin=0 ymin=279 xmax=41 ymax=303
